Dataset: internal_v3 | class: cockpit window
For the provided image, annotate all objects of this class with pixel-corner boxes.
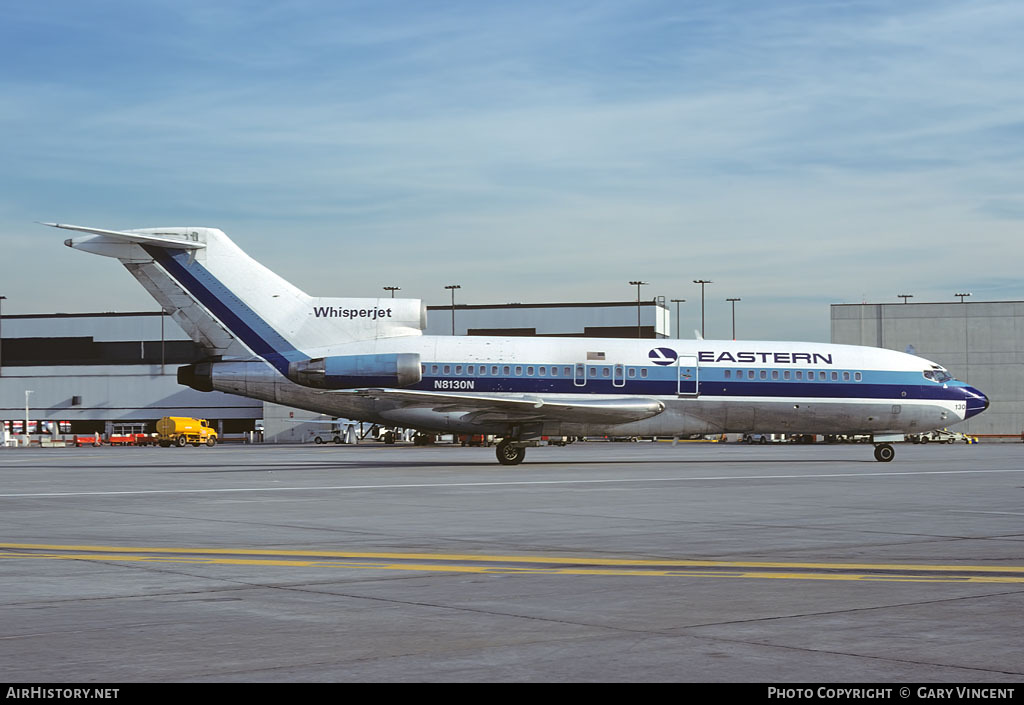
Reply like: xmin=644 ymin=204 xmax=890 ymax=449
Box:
xmin=923 ymin=369 xmax=952 ymax=383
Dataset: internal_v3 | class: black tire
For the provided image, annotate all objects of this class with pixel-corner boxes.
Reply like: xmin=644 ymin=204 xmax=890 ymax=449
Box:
xmin=874 ymin=444 xmax=895 ymax=462
xmin=759 ymin=436 xmax=767 ymax=445
xmin=496 ymin=440 xmax=526 ymax=465
xmin=206 ymin=437 xmax=216 ymax=447
xmin=384 ymin=431 xmax=395 ymax=444
xmin=176 ymin=435 xmax=187 ymax=447
xmin=314 ymin=436 xmax=323 ymax=444
xmin=333 ymin=436 xmax=342 ymax=445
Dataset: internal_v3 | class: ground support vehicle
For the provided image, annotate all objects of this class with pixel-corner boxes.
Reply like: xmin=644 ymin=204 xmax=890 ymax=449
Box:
xmin=156 ymin=417 xmax=218 ymax=447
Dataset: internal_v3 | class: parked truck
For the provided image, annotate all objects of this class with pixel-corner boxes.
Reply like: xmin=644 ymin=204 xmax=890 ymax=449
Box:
xmin=156 ymin=417 xmax=218 ymax=447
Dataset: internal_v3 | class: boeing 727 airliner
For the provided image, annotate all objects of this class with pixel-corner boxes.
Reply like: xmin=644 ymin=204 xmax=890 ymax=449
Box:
xmin=48 ymin=223 xmax=989 ymax=464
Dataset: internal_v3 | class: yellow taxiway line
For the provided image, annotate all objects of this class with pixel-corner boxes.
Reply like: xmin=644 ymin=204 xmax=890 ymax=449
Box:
xmin=3 ymin=542 xmax=1024 ymax=584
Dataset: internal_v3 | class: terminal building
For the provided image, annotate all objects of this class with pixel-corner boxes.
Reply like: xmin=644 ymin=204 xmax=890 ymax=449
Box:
xmin=425 ymin=299 xmax=671 ymax=338
xmin=0 ymin=311 xmax=261 ymax=439
xmin=0 ymin=300 xmax=671 ymax=443
xmin=1 ymin=298 xmax=1018 ymax=441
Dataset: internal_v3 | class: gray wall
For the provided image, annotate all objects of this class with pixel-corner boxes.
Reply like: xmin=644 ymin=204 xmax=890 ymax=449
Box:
xmin=831 ymin=302 xmax=1024 ymax=435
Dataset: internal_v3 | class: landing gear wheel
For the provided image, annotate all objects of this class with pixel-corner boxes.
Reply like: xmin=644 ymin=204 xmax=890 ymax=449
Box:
xmin=873 ymin=443 xmax=895 ymax=462
xmin=496 ymin=440 xmax=526 ymax=465
xmin=383 ymin=431 xmax=395 ymax=445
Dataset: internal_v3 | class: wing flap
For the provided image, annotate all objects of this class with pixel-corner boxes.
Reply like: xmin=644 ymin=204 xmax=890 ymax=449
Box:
xmin=332 ymin=388 xmax=665 ymax=424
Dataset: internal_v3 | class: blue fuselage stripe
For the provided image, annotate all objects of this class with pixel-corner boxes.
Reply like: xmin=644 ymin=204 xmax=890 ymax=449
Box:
xmin=143 ymin=245 xmax=305 ymax=374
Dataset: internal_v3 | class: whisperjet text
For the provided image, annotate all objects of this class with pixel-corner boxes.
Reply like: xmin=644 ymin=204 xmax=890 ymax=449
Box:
xmin=313 ymin=307 xmax=393 ymax=320
xmin=699 ymin=350 xmax=834 ymax=365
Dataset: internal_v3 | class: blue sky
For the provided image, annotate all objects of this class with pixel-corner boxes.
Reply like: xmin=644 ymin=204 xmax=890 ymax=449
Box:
xmin=2 ymin=1 xmax=1023 ymax=341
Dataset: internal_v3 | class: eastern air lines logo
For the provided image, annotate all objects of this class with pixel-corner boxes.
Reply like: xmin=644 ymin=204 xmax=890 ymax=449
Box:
xmin=648 ymin=347 xmax=678 ymax=366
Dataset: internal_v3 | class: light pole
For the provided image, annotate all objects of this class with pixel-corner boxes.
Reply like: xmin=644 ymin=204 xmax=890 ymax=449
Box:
xmin=693 ymin=280 xmax=712 ymax=338
xmin=726 ymin=298 xmax=741 ymax=340
xmin=670 ymin=299 xmax=685 ymax=339
xmin=629 ymin=281 xmax=648 ymax=338
xmin=383 ymin=286 xmax=401 ymax=298
xmin=955 ymin=292 xmax=972 ymax=303
xmin=444 ymin=285 xmax=461 ymax=335
xmin=897 ymin=294 xmax=913 ymax=304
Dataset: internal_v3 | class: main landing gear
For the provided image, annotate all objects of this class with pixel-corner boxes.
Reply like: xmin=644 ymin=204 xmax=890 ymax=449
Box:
xmin=496 ymin=439 xmax=526 ymax=465
xmin=873 ymin=443 xmax=895 ymax=462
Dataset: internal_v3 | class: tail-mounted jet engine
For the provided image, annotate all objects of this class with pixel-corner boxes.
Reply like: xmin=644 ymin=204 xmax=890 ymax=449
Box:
xmin=287 ymin=353 xmax=421 ymax=389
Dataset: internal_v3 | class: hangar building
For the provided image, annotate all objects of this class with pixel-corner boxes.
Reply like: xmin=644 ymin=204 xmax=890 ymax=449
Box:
xmin=831 ymin=301 xmax=1023 ymax=437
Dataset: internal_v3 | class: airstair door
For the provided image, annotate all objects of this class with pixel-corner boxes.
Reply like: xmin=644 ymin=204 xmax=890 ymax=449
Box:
xmin=677 ymin=355 xmax=699 ymax=396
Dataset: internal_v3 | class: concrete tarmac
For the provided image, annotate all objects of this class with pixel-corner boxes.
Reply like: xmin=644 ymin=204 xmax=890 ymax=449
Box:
xmin=1 ymin=441 xmax=1022 ymax=683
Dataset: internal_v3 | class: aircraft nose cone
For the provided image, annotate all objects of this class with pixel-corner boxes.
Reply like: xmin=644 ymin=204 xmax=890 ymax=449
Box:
xmin=964 ymin=387 xmax=989 ymax=419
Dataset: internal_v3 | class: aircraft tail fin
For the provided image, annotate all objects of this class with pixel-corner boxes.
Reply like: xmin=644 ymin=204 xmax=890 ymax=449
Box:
xmin=50 ymin=224 xmax=425 ymax=372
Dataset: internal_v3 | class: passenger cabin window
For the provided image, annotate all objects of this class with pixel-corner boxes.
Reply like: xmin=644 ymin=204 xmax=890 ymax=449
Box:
xmin=724 ymin=370 xmax=731 ymax=379
xmin=444 ymin=365 xmax=451 ymax=374
xmin=855 ymin=372 xmax=862 ymax=381
xmin=640 ymin=369 xmax=648 ymax=378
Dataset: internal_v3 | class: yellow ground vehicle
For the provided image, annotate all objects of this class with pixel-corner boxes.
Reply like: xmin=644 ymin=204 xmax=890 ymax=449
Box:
xmin=156 ymin=416 xmax=218 ymax=447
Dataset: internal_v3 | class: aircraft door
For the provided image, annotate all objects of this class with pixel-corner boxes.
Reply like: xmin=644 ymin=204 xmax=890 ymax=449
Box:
xmin=677 ymin=355 xmax=698 ymax=396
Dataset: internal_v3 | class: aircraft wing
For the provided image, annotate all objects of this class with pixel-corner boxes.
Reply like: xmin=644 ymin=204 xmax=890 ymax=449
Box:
xmin=332 ymin=388 xmax=665 ymax=424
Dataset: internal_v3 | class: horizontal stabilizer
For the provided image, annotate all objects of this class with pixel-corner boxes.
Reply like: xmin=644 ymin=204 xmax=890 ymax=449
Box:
xmin=42 ymin=223 xmax=206 ymax=250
